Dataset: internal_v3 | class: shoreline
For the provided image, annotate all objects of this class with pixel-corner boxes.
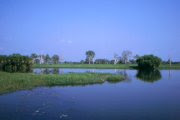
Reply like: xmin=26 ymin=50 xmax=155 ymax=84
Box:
xmin=33 ymin=64 xmax=180 ymax=70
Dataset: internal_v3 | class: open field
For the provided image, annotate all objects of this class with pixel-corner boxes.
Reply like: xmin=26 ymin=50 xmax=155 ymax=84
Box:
xmin=0 ymin=72 xmax=124 ymax=94
xmin=33 ymin=64 xmax=180 ymax=69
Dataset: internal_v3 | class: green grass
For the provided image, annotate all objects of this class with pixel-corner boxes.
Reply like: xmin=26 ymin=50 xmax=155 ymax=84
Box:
xmin=33 ymin=64 xmax=180 ymax=69
xmin=159 ymin=64 xmax=180 ymax=69
xmin=0 ymin=72 xmax=125 ymax=94
xmin=106 ymin=75 xmax=125 ymax=83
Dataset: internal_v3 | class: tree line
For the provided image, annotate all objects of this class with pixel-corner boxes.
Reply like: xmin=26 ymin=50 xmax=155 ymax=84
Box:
xmin=30 ymin=53 xmax=60 ymax=64
xmin=82 ymin=50 xmax=139 ymax=64
xmin=29 ymin=50 xmax=137 ymax=65
xmin=81 ymin=50 xmax=175 ymax=67
xmin=0 ymin=51 xmax=171 ymax=72
xmin=84 ymin=50 xmax=164 ymax=70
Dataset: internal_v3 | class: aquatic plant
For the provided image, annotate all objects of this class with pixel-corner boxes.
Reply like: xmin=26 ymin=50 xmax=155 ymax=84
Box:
xmin=0 ymin=72 xmax=125 ymax=94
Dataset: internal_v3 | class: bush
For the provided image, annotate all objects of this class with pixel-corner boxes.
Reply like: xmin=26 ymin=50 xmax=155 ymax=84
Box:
xmin=136 ymin=55 xmax=161 ymax=70
xmin=0 ymin=54 xmax=32 ymax=73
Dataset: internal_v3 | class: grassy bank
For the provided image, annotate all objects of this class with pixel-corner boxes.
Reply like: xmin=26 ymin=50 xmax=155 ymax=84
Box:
xmin=0 ymin=72 xmax=125 ymax=94
xmin=33 ymin=64 xmax=180 ymax=69
xmin=159 ymin=64 xmax=180 ymax=70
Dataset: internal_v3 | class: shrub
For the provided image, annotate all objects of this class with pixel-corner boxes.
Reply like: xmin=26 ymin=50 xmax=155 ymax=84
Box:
xmin=0 ymin=54 xmax=32 ymax=73
xmin=136 ymin=55 xmax=161 ymax=70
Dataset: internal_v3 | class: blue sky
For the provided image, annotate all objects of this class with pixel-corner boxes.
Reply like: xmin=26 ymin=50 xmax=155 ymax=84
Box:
xmin=0 ymin=0 xmax=179 ymax=61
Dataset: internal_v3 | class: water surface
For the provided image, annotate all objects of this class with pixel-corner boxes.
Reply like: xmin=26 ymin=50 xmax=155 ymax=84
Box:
xmin=0 ymin=69 xmax=180 ymax=120
xmin=33 ymin=68 xmax=129 ymax=74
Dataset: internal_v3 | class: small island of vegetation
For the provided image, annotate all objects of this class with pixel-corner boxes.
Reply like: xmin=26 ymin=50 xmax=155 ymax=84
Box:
xmin=0 ymin=72 xmax=125 ymax=94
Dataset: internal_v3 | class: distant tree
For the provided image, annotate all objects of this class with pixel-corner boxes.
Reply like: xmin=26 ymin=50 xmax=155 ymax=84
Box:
xmin=129 ymin=59 xmax=136 ymax=64
xmin=110 ymin=60 xmax=115 ymax=64
xmin=128 ymin=54 xmax=140 ymax=64
xmin=136 ymin=55 xmax=161 ymax=70
xmin=80 ymin=60 xmax=84 ymax=64
xmin=85 ymin=50 xmax=95 ymax=64
xmin=114 ymin=53 xmax=120 ymax=64
xmin=44 ymin=54 xmax=51 ymax=64
xmin=134 ymin=54 xmax=140 ymax=60
xmin=122 ymin=50 xmax=132 ymax=64
xmin=64 ymin=61 xmax=68 ymax=64
xmin=34 ymin=59 xmax=40 ymax=64
xmin=52 ymin=55 xmax=59 ymax=64
xmin=30 ymin=53 xmax=38 ymax=64
xmin=167 ymin=58 xmax=172 ymax=67
xmin=38 ymin=54 xmax=45 ymax=64
xmin=95 ymin=59 xmax=110 ymax=64
xmin=30 ymin=53 xmax=38 ymax=59
xmin=0 ymin=54 xmax=32 ymax=72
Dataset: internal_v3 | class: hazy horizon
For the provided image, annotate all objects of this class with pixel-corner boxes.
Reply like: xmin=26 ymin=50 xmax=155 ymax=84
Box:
xmin=0 ymin=0 xmax=180 ymax=61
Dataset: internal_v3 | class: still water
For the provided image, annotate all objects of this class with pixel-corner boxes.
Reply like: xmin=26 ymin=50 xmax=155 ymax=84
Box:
xmin=0 ymin=69 xmax=180 ymax=120
xmin=33 ymin=68 xmax=131 ymax=74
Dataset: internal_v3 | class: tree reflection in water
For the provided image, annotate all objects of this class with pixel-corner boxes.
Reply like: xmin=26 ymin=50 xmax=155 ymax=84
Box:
xmin=42 ymin=68 xmax=60 ymax=74
xmin=43 ymin=68 xmax=51 ymax=74
xmin=116 ymin=70 xmax=131 ymax=83
xmin=52 ymin=68 xmax=59 ymax=74
xmin=136 ymin=69 xmax=162 ymax=83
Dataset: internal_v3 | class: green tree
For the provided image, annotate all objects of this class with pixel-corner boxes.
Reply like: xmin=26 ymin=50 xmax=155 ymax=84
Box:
xmin=30 ymin=53 xmax=38 ymax=59
xmin=0 ymin=54 xmax=32 ymax=72
xmin=114 ymin=53 xmax=120 ymax=64
xmin=52 ymin=55 xmax=59 ymax=64
xmin=122 ymin=50 xmax=132 ymax=64
xmin=134 ymin=54 xmax=140 ymax=60
xmin=80 ymin=60 xmax=84 ymax=64
xmin=136 ymin=55 xmax=161 ymax=70
xmin=44 ymin=54 xmax=51 ymax=64
xmin=86 ymin=50 xmax=95 ymax=64
xmin=95 ymin=59 xmax=110 ymax=64
xmin=30 ymin=53 xmax=38 ymax=64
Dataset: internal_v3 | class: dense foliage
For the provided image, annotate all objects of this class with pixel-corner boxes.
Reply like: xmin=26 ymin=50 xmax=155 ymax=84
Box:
xmin=30 ymin=53 xmax=60 ymax=64
xmin=94 ymin=59 xmax=110 ymax=64
xmin=85 ymin=50 xmax=95 ymax=64
xmin=136 ymin=55 xmax=161 ymax=70
xmin=0 ymin=54 xmax=32 ymax=72
xmin=52 ymin=55 xmax=60 ymax=64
